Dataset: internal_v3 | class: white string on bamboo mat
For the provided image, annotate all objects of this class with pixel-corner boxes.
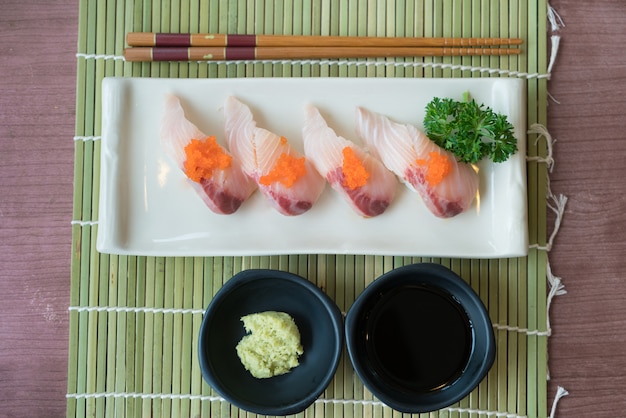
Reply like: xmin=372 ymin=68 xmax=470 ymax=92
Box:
xmin=73 ymin=135 xmax=101 ymax=141
xmin=76 ymin=53 xmax=124 ymax=61
xmin=65 ymin=388 xmax=568 ymax=418
xmin=68 ymin=305 xmax=205 ymax=315
xmin=548 ymin=3 xmax=566 ymax=32
xmin=525 ymin=124 xmax=568 ymax=342
xmin=492 ymin=323 xmax=550 ymax=337
xmin=74 ymin=52 xmax=554 ymax=80
xmin=526 ymin=125 xmax=567 ymax=250
xmin=547 ymin=2 xmax=564 ymax=75
xmin=67 ymin=304 xmax=550 ymax=339
xmin=70 ymin=220 xmax=98 ymax=226
xmin=64 ymin=392 xmax=528 ymax=418
xmin=527 ymin=123 xmax=556 ymax=173
xmin=550 ymin=386 xmax=570 ymax=418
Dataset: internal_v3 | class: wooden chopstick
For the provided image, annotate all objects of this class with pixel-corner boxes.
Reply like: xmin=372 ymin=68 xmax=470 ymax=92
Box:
xmin=126 ymin=32 xmax=523 ymax=48
xmin=124 ymin=46 xmax=521 ymax=62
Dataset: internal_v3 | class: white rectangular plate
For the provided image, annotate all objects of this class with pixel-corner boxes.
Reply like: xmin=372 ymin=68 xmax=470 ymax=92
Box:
xmin=97 ymin=77 xmax=527 ymax=258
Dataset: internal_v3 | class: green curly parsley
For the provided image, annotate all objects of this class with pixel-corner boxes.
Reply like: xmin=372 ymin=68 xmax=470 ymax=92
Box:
xmin=423 ymin=92 xmax=518 ymax=164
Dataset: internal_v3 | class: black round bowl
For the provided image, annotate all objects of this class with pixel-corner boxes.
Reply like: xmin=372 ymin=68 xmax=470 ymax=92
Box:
xmin=198 ymin=269 xmax=343 ymax=416
xmin=345 ymin=263 xmax=495 ymax=413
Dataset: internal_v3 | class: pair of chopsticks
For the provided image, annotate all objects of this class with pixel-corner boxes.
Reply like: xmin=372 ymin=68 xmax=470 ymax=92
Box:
xmin=124 ymin=32 xmax=522 ymax=62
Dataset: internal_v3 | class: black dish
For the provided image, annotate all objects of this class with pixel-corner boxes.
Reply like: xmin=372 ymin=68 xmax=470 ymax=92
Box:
xmin=198 ymin=269 xmax=343 ymax=416
xmin=345 ymin=263 xmax=495 ymax=413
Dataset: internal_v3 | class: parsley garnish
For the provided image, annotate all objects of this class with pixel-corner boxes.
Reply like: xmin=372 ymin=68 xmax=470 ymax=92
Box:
xmin=423 ymin=92 xmax=518 ymax=164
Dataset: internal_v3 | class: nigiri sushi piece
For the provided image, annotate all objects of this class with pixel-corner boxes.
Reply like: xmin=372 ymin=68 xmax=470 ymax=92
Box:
xmin=161 ymin=94 xmax=256 ymax=214
xmin=224 ymin=96 xmax=325 ymax=216
xmin=302 ymin=105 xmax=397 ymax=217
xmin=355 ymin=107 xmax=479 ymax=218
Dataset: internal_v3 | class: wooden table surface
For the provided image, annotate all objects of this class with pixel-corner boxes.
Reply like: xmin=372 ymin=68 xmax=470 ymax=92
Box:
xmin=1 ymin=1 xmax=625 ymax=417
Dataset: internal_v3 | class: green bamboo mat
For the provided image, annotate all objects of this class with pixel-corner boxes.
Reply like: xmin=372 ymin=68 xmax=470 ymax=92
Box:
xmin=67 ymin=0 xmax=551 ymax=417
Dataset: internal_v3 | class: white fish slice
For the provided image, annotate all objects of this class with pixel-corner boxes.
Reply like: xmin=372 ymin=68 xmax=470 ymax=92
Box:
xmin=302 ymin=105 xmax=397 ymax=217
xmin=160 ymin=94 xmax=256 ymax=214
xmin=224 ymin=96 xmax=325 ymax=216
xmin=355 ymin=106 xmax=479 ymax=218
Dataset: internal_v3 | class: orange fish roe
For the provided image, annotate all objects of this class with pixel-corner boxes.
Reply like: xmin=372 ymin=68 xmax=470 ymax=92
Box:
xmin=183 ymin=137 xmax=232 ymax=183
xmin=415 ymin=151 xmax=452 ymax=186
xmin=341 ymin=147 xmax=370 ymax=190
xmin=259 ymin=152 xmax=307 ymax=188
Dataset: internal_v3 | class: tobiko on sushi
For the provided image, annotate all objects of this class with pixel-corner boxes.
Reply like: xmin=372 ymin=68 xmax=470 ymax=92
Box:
xmin=160 ymin=94 xmax=256 ymax=214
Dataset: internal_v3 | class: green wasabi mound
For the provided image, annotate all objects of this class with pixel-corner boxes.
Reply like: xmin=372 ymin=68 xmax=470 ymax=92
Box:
xmin=235 ymin=311 xmax=304 ymax=379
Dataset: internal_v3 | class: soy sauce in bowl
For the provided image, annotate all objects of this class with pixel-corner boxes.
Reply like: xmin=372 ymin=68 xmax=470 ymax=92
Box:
xmin=365 ymin=284 xmax=472 ymax=392
xmin=345 ymin=263 xmax=495 ymax=414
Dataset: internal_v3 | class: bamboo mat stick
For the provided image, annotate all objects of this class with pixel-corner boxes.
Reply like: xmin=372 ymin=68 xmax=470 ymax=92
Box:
xmin=459 ymin=1 xmax=472 ymax=78
xmin=528 ymin=0 xmax=542 ymax=414
xmin=450 ymin=0 xmax=463 ymax=79
xmin=518 ymin=256 xmax=530 ymax=416
xmin=126 ymin=256 xmax=138 ymax=416
xmin=161 ymin=259 xmax=175 ymax=417
xmin=142 ymin=257 xmax=156 ymax=418
xmin=480 ymin=0 xmax=491 ymax=75
xmin=123 ymin=45 xmax=521 ymax=61
xmin=104 ymin=257 xmax=117 ymax=416
xmin=423 ymin=0 xmax=436 ymax=79
xmin=94 ymin=256 xmax=109 ymax=417
xmin=508 ymin=258 xmax=521 ymax=414
xmin=153 ymin=257 xmax=166 ymax=417
xmin=201 ymin=257 xmax=214 ymax=418
xmin=190 ymin=257 xmax=203 ymax=418
xmin=466 ymin=264 xmax=478 ymax=415
xmin=319 ymin=255 xmax=332 ymax=417
xmin=536 ymin=1 xmax=550 ymax=415
xmin=71 ymin=3 xmax=93 ymax=417
xmin=85 ymin=243 xmax=99 ymax=418
xmin=488 ymin=260 xmax=499 ymax=412
xmin=353 ymin=255 xmax=366 ymax=413
xmin=113 ymin=256 xmax=128 ymax=416
xmin=127 ymin=32 xmax=523 ymax=47
xmin=181 ymin=258 xmax=193 ymax=418
xmin=334 ymin=256 xmax=346 ymax=417
xmin=89 ymin=20 xmax=105 ymax=406
xmin=67 ymin=150 xmax=83 ymax=417
xmin=210 ymin=258 xmax=223 ymax=418
xmin=173 ymin=258 xmax=187 ymax=418
xmin=457 ymin=259 xmax=472 ymax=415
xmin=518 ymin=1 xmax=531 ymax=414
xmin=481 ymin=259 xmax=492 ymax=412
xmin=498 ymin=261 xmax=510 ymax=412
xmin=133 ymin=257 xmax=146 ymax=418
xmin=344 ymin=254 xmax=356 ymax=418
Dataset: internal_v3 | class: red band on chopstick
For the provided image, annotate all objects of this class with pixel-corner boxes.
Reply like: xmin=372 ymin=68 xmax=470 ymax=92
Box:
xmin=225 ymin=46 xmax=256 ymax=60
xmin=226 ymin=34 xmax=256 ymax=47
xmin=155 ymin=33 xmax=192 ymax=47
xmin=152 ymin=47 xmax=190 ymax=61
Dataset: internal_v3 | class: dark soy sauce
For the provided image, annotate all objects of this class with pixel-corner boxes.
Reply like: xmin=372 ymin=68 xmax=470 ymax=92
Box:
xmin=365 ymin=285 xmax=472 ymax=392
